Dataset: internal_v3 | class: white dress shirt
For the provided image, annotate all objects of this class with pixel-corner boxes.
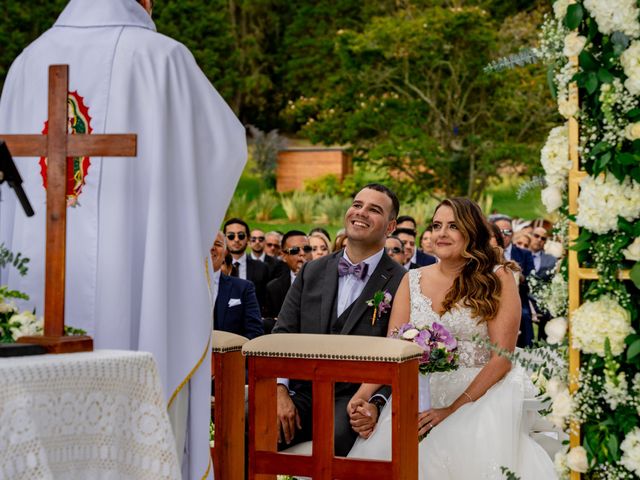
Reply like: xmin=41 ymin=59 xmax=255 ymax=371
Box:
xmin=532 ymin=251 xmax=541 ymax=272
xmin=504 ymin=243 xmax=513 ymax=261
xmin=337 ymin=248 xmax=385 ymax=317
xmin=251 ymin=252 xmax=266 ymax=262
xmin=212 ymin=269 xmax=221 ymax=306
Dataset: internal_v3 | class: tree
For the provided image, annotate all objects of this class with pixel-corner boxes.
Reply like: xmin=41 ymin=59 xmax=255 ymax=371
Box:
xmin=283 ymin=4 xmax=556 ymax=200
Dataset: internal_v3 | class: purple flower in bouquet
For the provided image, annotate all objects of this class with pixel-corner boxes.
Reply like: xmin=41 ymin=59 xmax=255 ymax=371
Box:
xmin=389 ymin=321 xmax=459 ymax=374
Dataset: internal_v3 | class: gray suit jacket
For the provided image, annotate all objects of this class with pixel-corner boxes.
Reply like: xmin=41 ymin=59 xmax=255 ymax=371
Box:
xmin=273 ymin=250 xmax=406 ymax=338
xmin=534 ymin=252 xmax=557 ymax=280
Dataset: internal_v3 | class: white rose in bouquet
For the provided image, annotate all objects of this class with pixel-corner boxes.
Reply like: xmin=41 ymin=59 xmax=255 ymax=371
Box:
xmin=553 ymin=0 xmax=571 ymax=20
xmin=402 ymin=328 xmax=420 ymax=340
xmin=625 ymin=122 xmax=640 ymax=141
xmin=547 ymin=377 xmax=567 ymax=399
xmin=542 ymin=185 xmax=564 ymax=213
xmin=622 ymin=237 xmax=640 ymax=262
xmin=548 ymin=388 xmax=572 ymax=427
xmin=566 ymin=446 xmax=588 ymax=473
xmin=563 ymin=32 xmax=587 ymax=57
xmin=545 ymin=317 xmax=568 ymax=344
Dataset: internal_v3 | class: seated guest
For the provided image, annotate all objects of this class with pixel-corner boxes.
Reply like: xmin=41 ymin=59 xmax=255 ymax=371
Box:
xmin=309 ymin=227 xmax=332 ymax=242
xmin=489 ymin=213 xmax=535 ymax=347
xmin=333 ymin=228 xmax=348 ymax=251
xmin=309 ymin=231 xmax=331 ymax=260
xmin=385 ymin=235 xmax=405 ymax=266
xmin=223 ymin=218 xmax=270 ymax=314
xmin=393 ymin=227 xmax=436 ymax=270
xmin=419 ymin=225 xmax=435 ymax=256
xmin=263 ymin=230 xmax=312 ymax=333
xmin=488 ymin=222 xmax=505 ymax=249
xmin=396 ymin=215 xmax=436 ymax=266
xmin=529 ymin=226 xmax=558 ymax=341
xmin=210 ymin=232 xmax=263 ymax=340
xmin=251 ymin=227 xmax=287 ymax=280
xmin=513 ymin=231 xmax=532 ymax=250
xmin=264 ymin=231 xmax=283 ymax=259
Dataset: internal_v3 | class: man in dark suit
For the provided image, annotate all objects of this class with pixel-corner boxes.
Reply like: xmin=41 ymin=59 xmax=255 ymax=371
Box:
xmin=394 ymin=227 xmax=437 ymax=270
xmin=490 ymin=214 xmax=535 ymax=347
xmin=529 ymin=227 xmax=558 ymax=340
xmin=249 ymin=228 xmax=287 ymax=280
xmin=223 ymin=218 xmax=270 ymax=314
xmin=273 ymin=184 xmax=407 ymax=456
xmin=211 ymin=232 xmax=263 ymax=340
xmin=263 ymin=230 xmax=312 ymax=334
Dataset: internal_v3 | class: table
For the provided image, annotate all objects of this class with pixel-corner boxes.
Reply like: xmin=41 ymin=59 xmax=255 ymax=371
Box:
xmin=0 ymin=350 xmax=180 ymax=480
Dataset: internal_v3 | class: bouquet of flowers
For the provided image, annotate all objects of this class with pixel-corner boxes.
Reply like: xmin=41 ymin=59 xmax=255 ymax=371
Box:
xmin=389 ymin=321 xmax=459 ymax=374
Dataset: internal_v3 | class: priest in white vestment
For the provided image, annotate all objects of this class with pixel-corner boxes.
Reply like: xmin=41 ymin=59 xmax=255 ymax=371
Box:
xmin=0 ymin=0 xmax=247 ymax=478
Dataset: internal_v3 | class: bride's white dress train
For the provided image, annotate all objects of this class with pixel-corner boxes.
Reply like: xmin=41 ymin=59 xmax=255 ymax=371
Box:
xmin=347 ymin=269 xmax=556 ymax=479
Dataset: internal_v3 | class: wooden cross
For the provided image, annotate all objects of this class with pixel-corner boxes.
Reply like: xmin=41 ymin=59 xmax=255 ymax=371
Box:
xmin=1 ymin=65 xmax=137 ymax=353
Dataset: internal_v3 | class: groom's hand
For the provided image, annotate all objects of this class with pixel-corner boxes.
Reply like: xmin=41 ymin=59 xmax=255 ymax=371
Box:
xmin=277 ymin=384 xmax=301 ymax=444
xmin=347 ymin=398 xmax=378 ymax=439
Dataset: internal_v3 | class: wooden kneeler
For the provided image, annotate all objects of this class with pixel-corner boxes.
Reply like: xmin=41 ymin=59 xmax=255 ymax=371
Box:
xmin=243 ymin=334 xmax=423 ymax=480
xmin=212 ymin=330 xmax=249 ymax=480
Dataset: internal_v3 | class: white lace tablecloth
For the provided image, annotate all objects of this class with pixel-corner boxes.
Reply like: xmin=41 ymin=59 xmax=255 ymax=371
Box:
xmin=0 ymin=350 xmax=180 ymax=480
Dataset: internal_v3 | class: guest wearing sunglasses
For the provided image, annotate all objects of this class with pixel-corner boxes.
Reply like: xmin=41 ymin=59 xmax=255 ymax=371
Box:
xmin=223 ymin=218 xmax=270 ymax=314
xmin=488 ymin=214 xmax=535 ymax=347
xmin=250 ymin=228 xmax=286 ymax=279
xmin=265 ymin=231 xmax=283 ymax=258
xmin=385 ymin=235 xmax=405 ymax=266
xmin=263 ymin=230 xmax=312 ymax=333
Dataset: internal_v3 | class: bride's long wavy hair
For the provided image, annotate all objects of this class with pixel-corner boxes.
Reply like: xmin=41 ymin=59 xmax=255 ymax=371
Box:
xmin=435 ymin=197 xmax=518 ymax=322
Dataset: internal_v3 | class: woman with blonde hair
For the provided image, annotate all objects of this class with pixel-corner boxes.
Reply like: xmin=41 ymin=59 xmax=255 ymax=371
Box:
xmin=309 ymin=231 xmax=331 ymax=260
xmin=348 ymin=198 xmax=554 ymax=479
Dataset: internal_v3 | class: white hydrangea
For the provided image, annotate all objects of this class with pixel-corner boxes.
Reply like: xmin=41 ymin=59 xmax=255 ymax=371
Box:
xmin=542 ymin=185 xmax=564 ymax=213
xmin=583 ymin=0 xmax=640 ymax=38
xmin=571 ymin=295 xmax=634 ymax=357
xmin=541 ymin=124 xmax=571 ymax=189
xmin=621 ymin=41 xmax=640 ymax=95
xmin=603 ymin=371 xmax=629 ymax=410
xmin=576 ymin=173 xmax=640 ymax=234
xmin=621 ymin=428 xmax=640 ymax=477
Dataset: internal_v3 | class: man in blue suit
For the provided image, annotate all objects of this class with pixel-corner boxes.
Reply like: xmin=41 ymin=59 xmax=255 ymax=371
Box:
xmin=490 ymin=214 xmax=535 ymax=347
xmin=211 ymin=232 xmax=263 ymax=340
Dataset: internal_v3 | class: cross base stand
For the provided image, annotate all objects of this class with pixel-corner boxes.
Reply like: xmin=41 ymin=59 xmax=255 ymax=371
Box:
xmin=17 ymin=335 xmax=93 ymax=354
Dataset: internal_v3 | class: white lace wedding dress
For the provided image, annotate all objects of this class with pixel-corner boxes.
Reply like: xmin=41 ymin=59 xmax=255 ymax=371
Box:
xmin=348 ymin=269 xmax=557 ymax=479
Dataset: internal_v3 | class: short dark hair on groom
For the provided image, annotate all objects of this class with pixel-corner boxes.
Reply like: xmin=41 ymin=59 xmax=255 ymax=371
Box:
xmin=360 ymin=183 xmax=400 ymax=220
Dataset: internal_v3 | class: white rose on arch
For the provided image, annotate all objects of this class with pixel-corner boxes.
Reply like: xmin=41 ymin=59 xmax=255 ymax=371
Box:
xmin=566 ymin=446 xmax=589 ymax=473
xmin=622 ymin=237 xmax=640 ymax=262
xmin=558 ymin=96 xmax=578 ymax=119
xmin=625 ymin=122 xmax=640 ymax=141
xmin=545 ymin=317 xmax=568 ymax=344
xmin=563 ymin=32 xmax=587 ymax=57
xmin=545 ymin=239 xmax=564 ymax=258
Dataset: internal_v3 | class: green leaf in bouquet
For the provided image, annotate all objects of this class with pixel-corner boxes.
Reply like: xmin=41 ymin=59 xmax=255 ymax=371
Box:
xmin=579 ymin=51 xmax=599 ymax=72
xmin=630 ymin=262 xmax=640 ymax=289
xmin=546 ymin=67 xmax=557 ymax=99
xmin=597 ymin=68 xmax=614 ymax=84
xmin=564 ymin=4 xmax=584 ymax=30
xmin=627 ymin=110 xmax=640 ymax=122
xmin=627 ymin=337 xmax=640 ymax=361
xmin=630 ymin=166 xmax=640 ymax=183
xmin=585 ymin=71 xmax=599 ymax=94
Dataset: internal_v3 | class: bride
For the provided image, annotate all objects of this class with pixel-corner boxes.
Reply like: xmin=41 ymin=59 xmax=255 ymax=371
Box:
xmin=347 ymin=198 xmax=556 ymax=479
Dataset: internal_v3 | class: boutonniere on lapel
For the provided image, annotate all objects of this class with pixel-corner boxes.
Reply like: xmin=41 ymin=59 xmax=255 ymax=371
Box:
xmin=366 ymin=290 xmax=392 ymax=326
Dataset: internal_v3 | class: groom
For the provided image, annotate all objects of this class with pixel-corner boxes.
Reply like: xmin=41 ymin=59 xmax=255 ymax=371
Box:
xmin=272 ymin=183 xmax=407 ymax=456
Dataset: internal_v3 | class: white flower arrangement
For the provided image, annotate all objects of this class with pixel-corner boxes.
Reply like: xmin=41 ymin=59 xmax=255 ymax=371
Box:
xmin=621 ymin=428 xmax=640 ymax=477
xmin=8 ymin=311 xmax=43 ymax=340
xmin=624 ymin=122 xmax=640 ymax=141
xmin=548 ymin=387 xmax=573 ymax=428
xmin=571 ymin=295 xmax=634 ymax=357
xmin=528 ymin=271 xmax=568 ymax=318
xmin=554 ymin=447 xmax=570 ymax=480
xmin=576 ymin=173 xmax=640 ymax=234
xmin=541 ymin=185 xmax=564 ymax=213
xmin=583 ymin=0 xmax=640 ymax=38
xmin=622 ymin=236 xmax=640 ymax=261
xmin=603 ymin=371 xmax=629 ymax=410
xmin=621 ymin=41 xmax=640 ymax=96
xmin=541 ymin=124 xmax=570 ymax=188
xmin=553 ymin=0 xmax=571 ymax=20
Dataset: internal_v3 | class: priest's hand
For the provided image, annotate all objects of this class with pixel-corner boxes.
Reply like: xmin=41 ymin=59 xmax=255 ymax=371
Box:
xmin=277 ymin=384 xmax=301 ymax=444
xmin=347 ymin=398 xmax=378 ymax=439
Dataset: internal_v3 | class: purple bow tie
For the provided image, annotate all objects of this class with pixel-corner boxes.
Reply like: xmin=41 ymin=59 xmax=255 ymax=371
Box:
xmin=338 ymin=257 xmax=369 ymax=279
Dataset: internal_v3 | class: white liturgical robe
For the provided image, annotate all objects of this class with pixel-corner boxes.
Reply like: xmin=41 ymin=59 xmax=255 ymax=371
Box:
xmin=0 ymin=0 xmax=247 ymax=478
